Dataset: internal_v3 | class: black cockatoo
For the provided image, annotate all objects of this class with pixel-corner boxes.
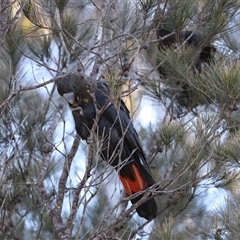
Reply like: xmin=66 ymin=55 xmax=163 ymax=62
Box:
xmin=156 ymin=27 xmax=216 ymax=74
xmin=156 ymin=27 xmax=216 ymax=113
xmin=56 ymin=74 xmax=157 ymax=221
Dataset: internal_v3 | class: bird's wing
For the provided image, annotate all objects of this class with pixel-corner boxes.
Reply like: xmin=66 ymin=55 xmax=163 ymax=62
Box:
xmin=95 ymin=82 xmax=153 ymax=177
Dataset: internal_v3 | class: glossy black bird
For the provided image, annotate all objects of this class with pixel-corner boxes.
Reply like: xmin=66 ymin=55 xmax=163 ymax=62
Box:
xmin=156 ymin=28 xmax=216 ymax=73
xmin=156 ymin=27 xmax=216 ymax=113
xmin=57 ymin=74 xmax=157 ymax=221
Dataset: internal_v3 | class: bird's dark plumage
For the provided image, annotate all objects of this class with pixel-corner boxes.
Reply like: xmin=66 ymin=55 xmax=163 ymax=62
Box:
xmin=57 ymin=74 xmax=157 ymax=221
xmin=157 ymin=28 xmax=216 ymax=73
xmin=156 ymin=27 xmax=216 ymax=113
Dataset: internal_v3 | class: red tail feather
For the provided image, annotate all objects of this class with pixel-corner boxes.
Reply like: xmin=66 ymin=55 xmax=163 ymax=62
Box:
xmin=118 ymin=163 xmax=148 ymax=195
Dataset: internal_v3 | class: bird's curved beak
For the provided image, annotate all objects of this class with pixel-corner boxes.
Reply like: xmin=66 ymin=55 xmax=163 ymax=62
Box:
xmin=63 ymin=92 xmax=75 ymax=104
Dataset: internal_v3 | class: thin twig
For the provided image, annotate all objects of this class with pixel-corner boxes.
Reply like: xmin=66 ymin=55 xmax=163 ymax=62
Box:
xmin=36 ymin=104 xmax=69 ymax=240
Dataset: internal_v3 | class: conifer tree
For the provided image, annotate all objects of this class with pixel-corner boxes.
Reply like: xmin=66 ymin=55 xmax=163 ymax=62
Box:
xmin=1 ymin=0 xmax=240 ymax=239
